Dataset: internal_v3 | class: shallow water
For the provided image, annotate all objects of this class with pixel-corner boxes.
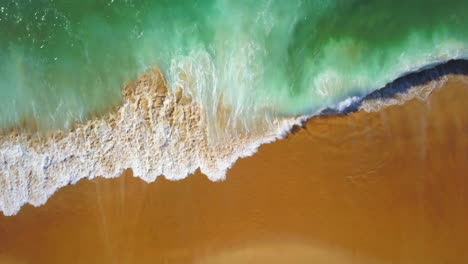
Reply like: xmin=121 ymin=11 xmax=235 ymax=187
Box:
xmin=1 ymin=0 xmax=467 ymax=130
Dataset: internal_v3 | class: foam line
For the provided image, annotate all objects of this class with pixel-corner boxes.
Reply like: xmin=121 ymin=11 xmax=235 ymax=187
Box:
xmin=0 ymin=69 xmax=304 ymax=216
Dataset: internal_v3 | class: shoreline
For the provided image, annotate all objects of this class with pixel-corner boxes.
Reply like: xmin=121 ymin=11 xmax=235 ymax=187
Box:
xmin=318 ymin=58 xmax=468 ymax=115
xmin=0 ymin=60 xmax=467 ymax=216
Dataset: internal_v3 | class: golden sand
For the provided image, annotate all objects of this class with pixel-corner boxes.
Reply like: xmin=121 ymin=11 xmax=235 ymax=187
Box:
xmin=0 ymin=76 xmax=467 ymax=263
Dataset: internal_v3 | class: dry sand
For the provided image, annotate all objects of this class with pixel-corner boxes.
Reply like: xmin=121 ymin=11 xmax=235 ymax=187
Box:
xmin=0 ymin=76 xmax=467 ymax=264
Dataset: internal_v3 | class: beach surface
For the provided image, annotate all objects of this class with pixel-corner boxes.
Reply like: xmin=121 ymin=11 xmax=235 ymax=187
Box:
xmin=0 ymin=76 xmax=467 ymax=264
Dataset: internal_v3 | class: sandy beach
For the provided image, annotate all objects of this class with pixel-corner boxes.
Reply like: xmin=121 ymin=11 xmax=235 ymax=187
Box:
xmin=0 ymin=75 xmax=467 ymax=264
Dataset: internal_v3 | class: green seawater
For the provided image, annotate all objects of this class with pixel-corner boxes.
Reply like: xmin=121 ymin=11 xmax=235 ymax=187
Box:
xmin=0 ymin=0 xmax=467 ymax=130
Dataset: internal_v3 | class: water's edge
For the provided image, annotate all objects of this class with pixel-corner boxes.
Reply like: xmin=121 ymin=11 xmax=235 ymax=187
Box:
xmin=0 ymin=59 xmax=467 ymax=216
xmin=320 ymin=59 xmax=468 ymax=115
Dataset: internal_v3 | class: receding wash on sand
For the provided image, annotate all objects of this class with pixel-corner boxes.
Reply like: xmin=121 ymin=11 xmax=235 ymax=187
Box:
xmin=0 ymin=0 xmax=467 ymax=215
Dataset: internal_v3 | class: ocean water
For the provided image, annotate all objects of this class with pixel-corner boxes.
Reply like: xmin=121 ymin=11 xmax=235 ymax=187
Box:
xmin=0 ymin=0 xmax=467 ymax=215
xmin=1 ymin=0 xmax=467 ymax=131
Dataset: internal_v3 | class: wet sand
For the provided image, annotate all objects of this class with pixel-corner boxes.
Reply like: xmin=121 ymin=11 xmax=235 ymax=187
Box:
xmin=0 ymin=76 xmax=467 ymax=264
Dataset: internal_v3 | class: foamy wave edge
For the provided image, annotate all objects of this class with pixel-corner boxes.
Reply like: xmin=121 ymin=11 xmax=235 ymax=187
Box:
xmin=0 ymin=69 xmax=306 ymax=216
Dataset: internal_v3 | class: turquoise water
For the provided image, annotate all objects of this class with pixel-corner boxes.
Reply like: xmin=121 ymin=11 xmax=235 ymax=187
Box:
xmin=1 ymin=0 xmax=467 ymax=130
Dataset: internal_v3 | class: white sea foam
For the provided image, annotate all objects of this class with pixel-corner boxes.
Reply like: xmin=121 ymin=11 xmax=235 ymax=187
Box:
xmin=0 ymin=69 xmax=304 ymax=216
